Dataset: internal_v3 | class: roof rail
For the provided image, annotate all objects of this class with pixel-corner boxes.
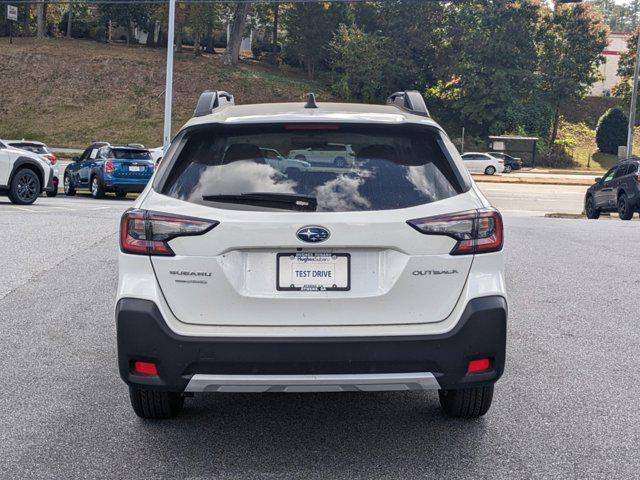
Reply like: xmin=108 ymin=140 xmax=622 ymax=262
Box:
xmin=386 ymin=91 xmax=430 ymax=117
xmin=193 ymin=90 xmax=235 ymax=117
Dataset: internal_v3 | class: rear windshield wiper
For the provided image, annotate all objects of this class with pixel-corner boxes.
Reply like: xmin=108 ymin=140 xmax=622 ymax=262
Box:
xmin=202 ymin=192 xmax=317 ymax=211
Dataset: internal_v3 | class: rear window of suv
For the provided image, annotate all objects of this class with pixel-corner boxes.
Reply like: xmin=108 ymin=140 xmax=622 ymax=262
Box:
xmin=159 ymin=124 xmax=465 ymax=212
xmin=9 ymin=143 xmax=48 ymax=154
xmin=108 ymin=149 xmax=151 ymax=160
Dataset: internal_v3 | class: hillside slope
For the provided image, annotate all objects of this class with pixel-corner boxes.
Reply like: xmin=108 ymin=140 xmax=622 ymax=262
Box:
xmin=0 ymin=38 xmax=331 ymax=148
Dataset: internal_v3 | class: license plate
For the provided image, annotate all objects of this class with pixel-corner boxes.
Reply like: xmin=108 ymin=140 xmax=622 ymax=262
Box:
xmin=277 ymin=253 xmax=350 ymax=291
xmin=128 ymin=166 xmax=142 ymax=172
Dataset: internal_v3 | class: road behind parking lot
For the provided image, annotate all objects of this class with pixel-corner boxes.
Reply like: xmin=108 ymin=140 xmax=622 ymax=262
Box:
xmin=1 ymin=185 xmax=638 ymax=479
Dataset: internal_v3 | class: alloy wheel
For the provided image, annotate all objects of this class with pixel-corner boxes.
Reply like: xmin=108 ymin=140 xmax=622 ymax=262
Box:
xmin=16 ymin=172 xmax=38 ymax=202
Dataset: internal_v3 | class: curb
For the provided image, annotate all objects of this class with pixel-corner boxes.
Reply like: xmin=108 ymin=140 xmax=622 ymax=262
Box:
xmin=473 ymin=176 xmax=592 ymax=187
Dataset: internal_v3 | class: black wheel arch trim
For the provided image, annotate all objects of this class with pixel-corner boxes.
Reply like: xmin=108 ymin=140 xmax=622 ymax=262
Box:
xmin=9 ymin=157 xmax=46 ymax=188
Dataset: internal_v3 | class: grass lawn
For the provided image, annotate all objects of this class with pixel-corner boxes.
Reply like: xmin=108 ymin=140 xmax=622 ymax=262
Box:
xmin=557 ymin=117 xmax=634 ymax=172
xmin=0 ymin=37 xmax=332 ymax=148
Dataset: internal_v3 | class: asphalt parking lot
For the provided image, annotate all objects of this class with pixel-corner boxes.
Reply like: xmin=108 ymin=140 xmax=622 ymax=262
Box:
xmin=1 ymin=185 xmax=639 ymax=479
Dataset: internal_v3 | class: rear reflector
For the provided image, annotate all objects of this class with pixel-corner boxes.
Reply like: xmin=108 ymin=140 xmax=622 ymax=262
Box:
xmin=120 ymin=208 xmax=218 ymax=256
xmin=133 ymin=361 xmax=158 ymax=376
xmin=467 ymin=358 xmax=491 ymax=373
xmin=407 ymin=208 xmax=503 ymax=255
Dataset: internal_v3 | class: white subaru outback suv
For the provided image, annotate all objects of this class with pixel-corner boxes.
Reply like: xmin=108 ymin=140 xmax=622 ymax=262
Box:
xmin=0 ymin=139 xmax=56 ymax=204
xmin=117 ymin=91 xmax=506 ymax=420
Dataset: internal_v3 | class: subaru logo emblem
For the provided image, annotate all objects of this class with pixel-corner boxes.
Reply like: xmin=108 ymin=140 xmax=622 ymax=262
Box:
xmin=296 ymin=226 xmax=330 ymax=243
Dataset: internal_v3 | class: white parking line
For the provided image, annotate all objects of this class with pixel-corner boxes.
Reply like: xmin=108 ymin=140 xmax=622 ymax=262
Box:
xmin=12 ymin=206 xmax=38 ymax=213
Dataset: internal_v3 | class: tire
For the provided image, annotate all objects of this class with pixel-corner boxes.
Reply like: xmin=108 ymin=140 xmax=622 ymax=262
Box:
xmin=503 ymin=165 xmax=512 ymax=174
xmin=485 ymin=166 xmax=496 ymax=175
xmin=585 ymin=195 xmax=600 ymax=219
xmin=617 ymin=193 xmax=634 ymax=220
xmin=90 ymin=176 xmax=105 ymax=199
xmin=334 ymin=156 xmax=347 ymax=168
xmin=46 ymin=178 xmax=59 ymax=197
xmin=115 ymin=191 xmax=128 ymax=198
xmin=129 ymin=387 xmax=184 ymax=419
xmin=8 ymin=168 xmax=41 ymax=205
xmin=439 ymin=385 xmax=494 ymax=419
xmin=63 ymin=174 xmax=76 ymax=196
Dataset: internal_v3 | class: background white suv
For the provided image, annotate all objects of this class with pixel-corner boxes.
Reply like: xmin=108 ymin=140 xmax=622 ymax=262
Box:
xmin=4 ymin=140 xmax=59 ymax=197
xmin=289 ymin=143 xmax=356 ymax=168
xmin=116 ymin=91 xmax=507 ymax=420
xmin=0 ymin=139 xmax=55 ymax=204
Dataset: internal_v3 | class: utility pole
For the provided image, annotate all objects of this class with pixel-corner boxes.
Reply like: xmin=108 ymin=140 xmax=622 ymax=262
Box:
xmin=163 ymin=0 xmax=176 ymax=154
xmin=627 ymin=32 xmax=640 ymax=158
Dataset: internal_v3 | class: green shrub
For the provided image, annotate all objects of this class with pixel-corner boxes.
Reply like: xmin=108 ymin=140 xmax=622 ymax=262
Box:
xmin=595 ymin=107 xmax=628 ymax=154
xmin=537 ymin=142 xmax=577 ymax=168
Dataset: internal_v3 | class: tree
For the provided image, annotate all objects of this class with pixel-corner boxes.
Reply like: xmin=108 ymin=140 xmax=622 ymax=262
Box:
xmin=330 ymin=25 xmax=394 ymax=102
xmin=539 ymin=3 xmax=607 ymax=144
xmin=220 ymin=2 xmax=251 ymax=66
xmin=614 ymin=29 xmax=640 ymax=102
xmin=371 ymin=0 xmax=449 ymax=91
xmin=282 ymin=2 xmax=353 ymax=79
xmin=99 ymin=2 xmax=150 ymax=45
xmin=36 ymin=2 xmax=45 ymax=38
xmin=596 ymin=107 xmax=628 ymax=154
xmin=588 ymin=0 xmax=632 ymax=31
xmin=426 ymin=0 xmax=545 ymax=138
xmin=66 ymin=1 xmax=72 ymax=38
xmin=184 ymin=4 xmax=220 ymax=57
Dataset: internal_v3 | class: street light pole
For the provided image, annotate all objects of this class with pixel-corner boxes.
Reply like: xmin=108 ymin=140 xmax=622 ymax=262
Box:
xmin=626 ymin=32 xmax=640 ymax=158
xmin=163 ymin=0 xmax=176 ymax=155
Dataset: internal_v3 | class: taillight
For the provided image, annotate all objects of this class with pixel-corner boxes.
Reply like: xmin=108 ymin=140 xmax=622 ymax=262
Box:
xmin=120 ymin=208 xmax=218 ymax=256
xmin=44 ymin=154 xmax=57 ymax=165
xmin=407 ymin=208 xmax=503 ymax=255
xmin=636 ymin=173 xmax=640 ymax=185
xmin=105 ymin=160 xmax=115 ymax=174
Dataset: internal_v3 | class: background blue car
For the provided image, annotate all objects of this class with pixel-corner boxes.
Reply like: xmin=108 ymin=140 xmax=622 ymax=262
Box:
xmin=64 ymin=143 xmax=154 ymax=198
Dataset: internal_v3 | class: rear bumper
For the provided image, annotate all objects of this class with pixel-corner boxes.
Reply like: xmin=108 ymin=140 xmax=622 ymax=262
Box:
xmin=116 ymin=296 xmax=507 ymax=392
xmin=103 ymin=175 xmax=151 ymax=193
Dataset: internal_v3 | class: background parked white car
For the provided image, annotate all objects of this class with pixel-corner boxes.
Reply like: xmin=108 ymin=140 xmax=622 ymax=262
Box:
xmin=461 ymin=152 xmax=505 ymax=175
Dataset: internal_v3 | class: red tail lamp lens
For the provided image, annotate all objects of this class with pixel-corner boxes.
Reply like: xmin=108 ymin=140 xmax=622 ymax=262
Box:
xmin=133 ymin=361 xmax=158 ymax=376
xmin=120 ymin=208 xmax=218 ymax=256
xmin=467 ymin=358 xmax=491 ymax=373
xmin=105 ymin=160 xmax=115 ymax=174
xmin=407 ymin=208 xmax=503 ymax=255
